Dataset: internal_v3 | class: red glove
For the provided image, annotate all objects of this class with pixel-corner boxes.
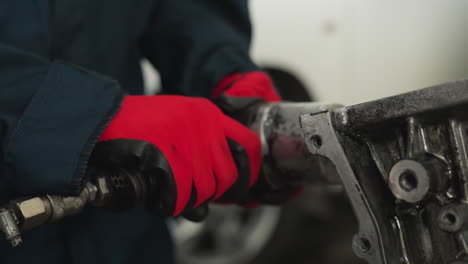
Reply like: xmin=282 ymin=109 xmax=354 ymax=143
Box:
xmin=212 ymin=71 xmax=281 ymax=102
xmin=94 ymin=95 xmax=261 ymax=216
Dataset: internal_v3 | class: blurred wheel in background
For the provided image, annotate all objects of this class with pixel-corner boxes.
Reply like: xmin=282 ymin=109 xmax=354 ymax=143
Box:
xmin=173 ymin=205 xmax=281 ymax=264
xmin=264 ymin=67 xmax=313 ymax=102
xmin=173 ymin=188 xmax=364 ymax=264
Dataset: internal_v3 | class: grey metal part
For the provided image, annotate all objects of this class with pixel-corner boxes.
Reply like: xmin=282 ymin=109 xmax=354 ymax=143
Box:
xmin=335 ymin=80 xmax=468 ymax=130
xmin=300 ymin=80 xmax=468 ymax=263
xmin=0 ymin=209 xmax=21 ymax=247
xmin=301 ymin=112 xmax=394 ymax=263
xmin=250 ymin=102 xmax=342 ymax=188
xmin=46 ymin=186 xmax=91 ymax=222
xmin=450 ymin=120 xmax=468 ymax=203
xmin=0 ymin=182 xmax=99 ymax=246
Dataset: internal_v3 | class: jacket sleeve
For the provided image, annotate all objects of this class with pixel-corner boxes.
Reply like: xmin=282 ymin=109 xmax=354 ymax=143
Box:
xmin=0 ymin=43 xmax=123 ymax=201
xmin=140 ymin=0 xmax=260 ymax=98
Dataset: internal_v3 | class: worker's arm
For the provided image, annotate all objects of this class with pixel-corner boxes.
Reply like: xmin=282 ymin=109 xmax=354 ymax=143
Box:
xmin=0 ymin=43 xmax=123 ymax=201
xmin=140 ymin=0 xmax=258 ymax=97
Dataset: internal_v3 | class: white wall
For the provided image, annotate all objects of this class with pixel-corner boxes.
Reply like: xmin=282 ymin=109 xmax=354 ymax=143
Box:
xmin=250 ymin=0 xmax=468 ymax=105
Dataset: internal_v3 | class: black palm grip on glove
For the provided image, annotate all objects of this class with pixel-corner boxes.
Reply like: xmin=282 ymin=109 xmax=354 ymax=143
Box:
xmin=89 ymin=139 xmax=210 ymax=221
xmin=88 ymin=138 xmax=256 ymax=218
xmin=214 ymin=94 xmax=263 ymax=126
xmin=88 ymin=139 xmax=176 ymax=215
xmin=216 ymin=139 xmax=252 ymax=203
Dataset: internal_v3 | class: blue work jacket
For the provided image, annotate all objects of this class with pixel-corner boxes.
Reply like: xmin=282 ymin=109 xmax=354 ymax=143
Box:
xmin=0 ymin=0 xmax=257 ymax=263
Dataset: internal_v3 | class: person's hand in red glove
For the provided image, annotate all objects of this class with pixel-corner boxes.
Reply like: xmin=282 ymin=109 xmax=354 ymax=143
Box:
xmin=212 ymin=71 xmax=281 ymax=124
xmin=90 ymin=95 xmax=261 ymax=216
xmin=212 ymin=71 xmax=301 ymax=205
xmin=212 ymin=71 xmax=281 ymax=102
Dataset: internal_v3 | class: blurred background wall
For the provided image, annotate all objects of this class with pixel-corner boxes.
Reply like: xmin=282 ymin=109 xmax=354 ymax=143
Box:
xmin=250 ymin=0 xmax=468 ymax=105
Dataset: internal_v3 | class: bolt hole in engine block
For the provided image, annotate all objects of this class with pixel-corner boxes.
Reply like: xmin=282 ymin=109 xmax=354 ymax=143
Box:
xmin=443 ymin=213 xmax=457 ymax=226
xmin=358 ymin=237 xmax=372 ymax=253
xmin=399 ymin=171 xmax=418 ymax=192
xmin=310 ymin=135 xmax=323 ymax=148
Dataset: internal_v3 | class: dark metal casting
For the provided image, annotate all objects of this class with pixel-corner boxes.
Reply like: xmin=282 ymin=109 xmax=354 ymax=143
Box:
xmin=300 ymin=80 xmax=468 ymax=264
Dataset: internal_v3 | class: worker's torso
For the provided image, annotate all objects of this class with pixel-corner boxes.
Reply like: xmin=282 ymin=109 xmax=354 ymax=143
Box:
xmin=0 ymin=1 xmax=174 ymax=263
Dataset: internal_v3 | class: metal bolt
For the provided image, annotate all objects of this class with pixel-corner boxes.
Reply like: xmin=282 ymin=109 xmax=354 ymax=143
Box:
xmin=15 ymin=197 xmax=48 ymax=230
xmin=86 ymin=182 xmax=98 ymax=202
xmin=389 ymin=160 xmax=431 ymax=203
xmin=0 ymin=208 xmax=22 ymax=247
